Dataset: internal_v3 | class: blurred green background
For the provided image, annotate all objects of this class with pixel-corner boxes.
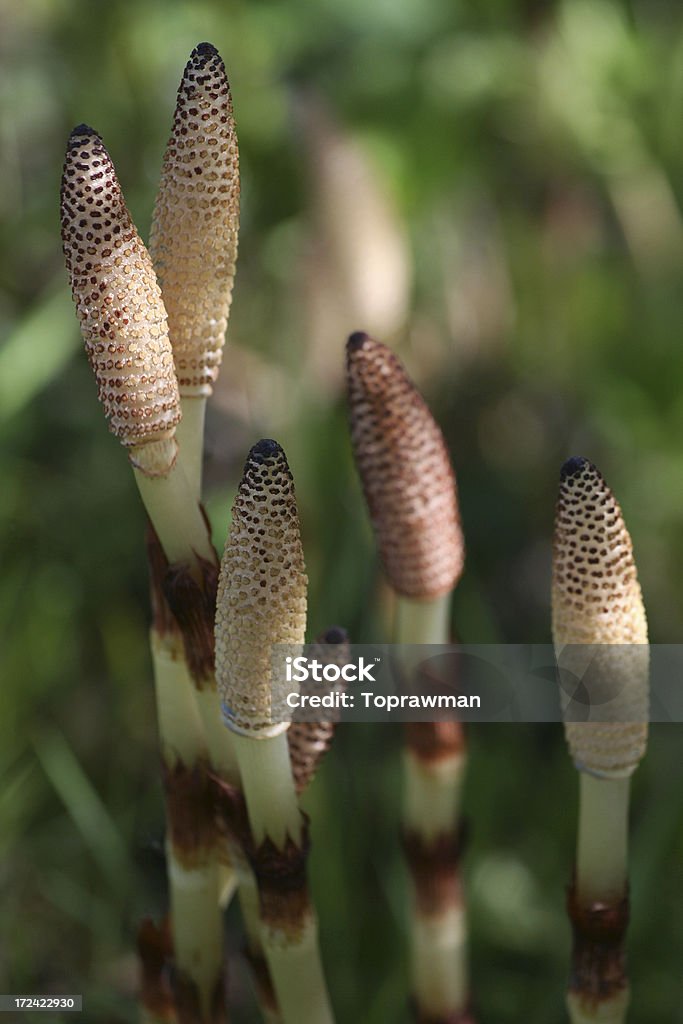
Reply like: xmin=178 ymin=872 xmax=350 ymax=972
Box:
xmin=2 ymin=0 xmax=683 ymax=1020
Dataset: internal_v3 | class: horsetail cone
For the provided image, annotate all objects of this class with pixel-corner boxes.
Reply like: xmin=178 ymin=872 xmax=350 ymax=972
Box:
xmin=215 ymin=440 xmax=308 ymax=737
xmin=346 ymin=332 xmax=464 ymax=599
xmin=150 ymin=42 xmax=239 ymax=397
xmin=552 ymin=457 xmax=649 ymax=778
xmin=60 ymin=126 xmax=180 ymax=470
xmin=288 ymin=626 xmax=350 ymax=794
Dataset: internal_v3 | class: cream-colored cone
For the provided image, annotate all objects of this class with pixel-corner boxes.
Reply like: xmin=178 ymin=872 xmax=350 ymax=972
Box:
xmin=552 ymin=457 xmax=648 ymax=778
xmin=215 ymin=439 xmax=307 ymax=737
xmin=150 ymin=42 xmax=239 ymax=398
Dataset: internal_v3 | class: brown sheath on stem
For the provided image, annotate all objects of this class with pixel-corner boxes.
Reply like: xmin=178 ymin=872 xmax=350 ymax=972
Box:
xmin=137 ymin=918 xmax=176 ymax=1023
xmin=247 ymin=826 xmax=313 ymax=940
xmin=150 ymin=42 xmax=240 ymax=397
xmin=163 ymin=555 xmax=219 ymax=687
xmin=172 ymin=971 xmax=227 ymax=1024
xmin=412 ymin=1008 xmax=476 ymax=1024
xmin=147 ymin=521 xmax=218 ymax=688
xmin=404 ymin=721 xmax=465 ymax=765
xmin=163 ymin=760 xmax=218 ymax=869
xmin=346 ymin=332 xmax=464 ymax=599
xmin=402 ymin=824 xmax=467 ymax=920
xmin=147 ymin=523 xmax=181 ymax=640
xmin=566 ymin=879 xmax=629 ymax=1012
xmin=60 ymin=125 xmax=180 ymax=462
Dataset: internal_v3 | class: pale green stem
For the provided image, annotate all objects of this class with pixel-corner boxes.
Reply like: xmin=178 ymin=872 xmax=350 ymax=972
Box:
xmin=219 ymin=864 xmax=239 ymax=909
xmin=576 ymin=774 xmax=631 ymax=906
xmin=134 ymin=461 xmax=215 ymax=568
xmin=151 ymin=630 xmax=206 ymax=766
xmin=394 ymin=593 xmax=451 ymax=646
xmin=395 ymin=591 xmax=470 ymax=1019
xmin=150 ymin=629 xmax=225 ymax=1018
xmin=403 ymin=747 xmax=466 ymax=843
xmin=166 ymin=847 xmax=224 ymax=1020
xmin=238 ymin=870 xmax=264 ymax=953
xmin=230 ymin=732 xmax=302 ymax=848
xmin=567 ymin=991 xmax=630 ymax=1024
xmin=176 ymin=396 xmax=207 ymax=502
xmin=413 ymin=906 xmax=467 ymax=1020
xmin=227 ymin=730 xmax=334 ymax=1023
xmin=262 ymin=914 xmax=335 ymax=1024
xmin=194 ymin=687 xmax=240 ymax=785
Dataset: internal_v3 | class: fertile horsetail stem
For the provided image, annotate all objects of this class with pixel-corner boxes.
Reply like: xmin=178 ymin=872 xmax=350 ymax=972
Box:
xmin=215 ymin=439 xmax=335 ymax=1024
xmin=60 ymin=125 xmax=213 ymax=567
xmin=346 ymin=332 xmax=472 ymax=1022
xmin=553 ymin=456 xmax=649 ymax=1024
xmin=215 ymin=439 xmax=307 ymax=841
xmin=61 ymin=126 xmax=233 ymax=1018
xmin=150 ymin=42 xmax=239 ymax=497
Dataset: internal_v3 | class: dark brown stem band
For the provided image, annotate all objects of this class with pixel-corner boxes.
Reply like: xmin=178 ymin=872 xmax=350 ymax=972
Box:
xmin=566 ymin=878 xmax=630 ymax=1007
xmin=163 ymin=759 xmax=218 ymax=867
xmin=172 ymin=967 xmax=227 ymax=1024
xmin=402 ymin=822 xmax=467 ymax=918
xmin=411 ymin=1004 xmax=477 ymax=1024
xmin=405 ymin=721 xmax=466 ymax=765
xmin=163 ymin=555 xmax=218 ymax=688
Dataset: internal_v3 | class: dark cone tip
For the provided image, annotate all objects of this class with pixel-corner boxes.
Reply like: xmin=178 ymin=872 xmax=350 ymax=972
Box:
xmin=68 ymin=123 xmax=100 ymax=142
xmin=194 ymin=41 xmax=219 ymax=60
xmin=319 ymin=626 xmax=348 ymax=645
xmin=347 ymin=331 xmax=371 ymax=353
xmin=560 ymin=456 xmax=589 ymax=481
xmin=250 ymin=438 xmax=283 ymax=462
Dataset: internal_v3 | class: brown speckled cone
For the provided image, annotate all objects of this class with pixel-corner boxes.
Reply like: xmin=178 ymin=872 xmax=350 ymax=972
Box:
xmin=150 ymin=42 xmax=239 ymax=397
xmin=346 ymin=332 xmax=464 ymax=599
xmin=552 ymin=457 xmax=648 ymax=778
xmin=60 ymin=125 xmax=180 ymax=447
xmin=288 ymin=626 xmax=349 ymax=793
xmin=215 ymin=440 xmax=307 ymax=737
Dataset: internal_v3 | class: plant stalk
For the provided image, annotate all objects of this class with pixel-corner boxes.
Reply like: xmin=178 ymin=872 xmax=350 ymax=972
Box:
xmin=395 ymin=594 xmax=472 ymax=1023
xmin=176 ymin=396 xmax=207 ymax=502
xmin=566 ymin=773 xmax=631 ymax=1024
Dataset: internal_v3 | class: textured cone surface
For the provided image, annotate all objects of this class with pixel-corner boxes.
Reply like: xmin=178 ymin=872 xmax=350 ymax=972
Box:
xmin=552 ymin=457 xmax=648 ymax=777
xmin=150 ymin=42 xmax=239 ymax=397
xmin=61 ymin=126 xmax=180 ymax=446
xmin=215 ymin=440 xmax=307 ymax=736
xmin=288 ymin=627 xmax=349 ymax=793
xmin=346 ymin=333 xmax=464 ymax=598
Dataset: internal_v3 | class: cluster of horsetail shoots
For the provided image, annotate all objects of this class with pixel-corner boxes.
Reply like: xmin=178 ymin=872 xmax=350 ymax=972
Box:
xmin=552 ymin=457 xmax=649 ymax=1024
xmin=347 ymin=331 xmax=473 ymax=1023
xmin=61 ymin=117 xmax=228 ymax=1019
xmin=59 ymin=36 xmax=662 ymax=1024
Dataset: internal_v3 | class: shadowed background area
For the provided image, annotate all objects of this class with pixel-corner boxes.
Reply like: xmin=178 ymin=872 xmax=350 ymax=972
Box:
xmin=2 ymin=0 xmax=683 ymax=1020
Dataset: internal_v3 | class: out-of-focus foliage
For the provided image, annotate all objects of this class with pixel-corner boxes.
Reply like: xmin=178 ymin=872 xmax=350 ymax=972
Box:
xmin=2 ymin=0 xmax=683 ymax=1020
